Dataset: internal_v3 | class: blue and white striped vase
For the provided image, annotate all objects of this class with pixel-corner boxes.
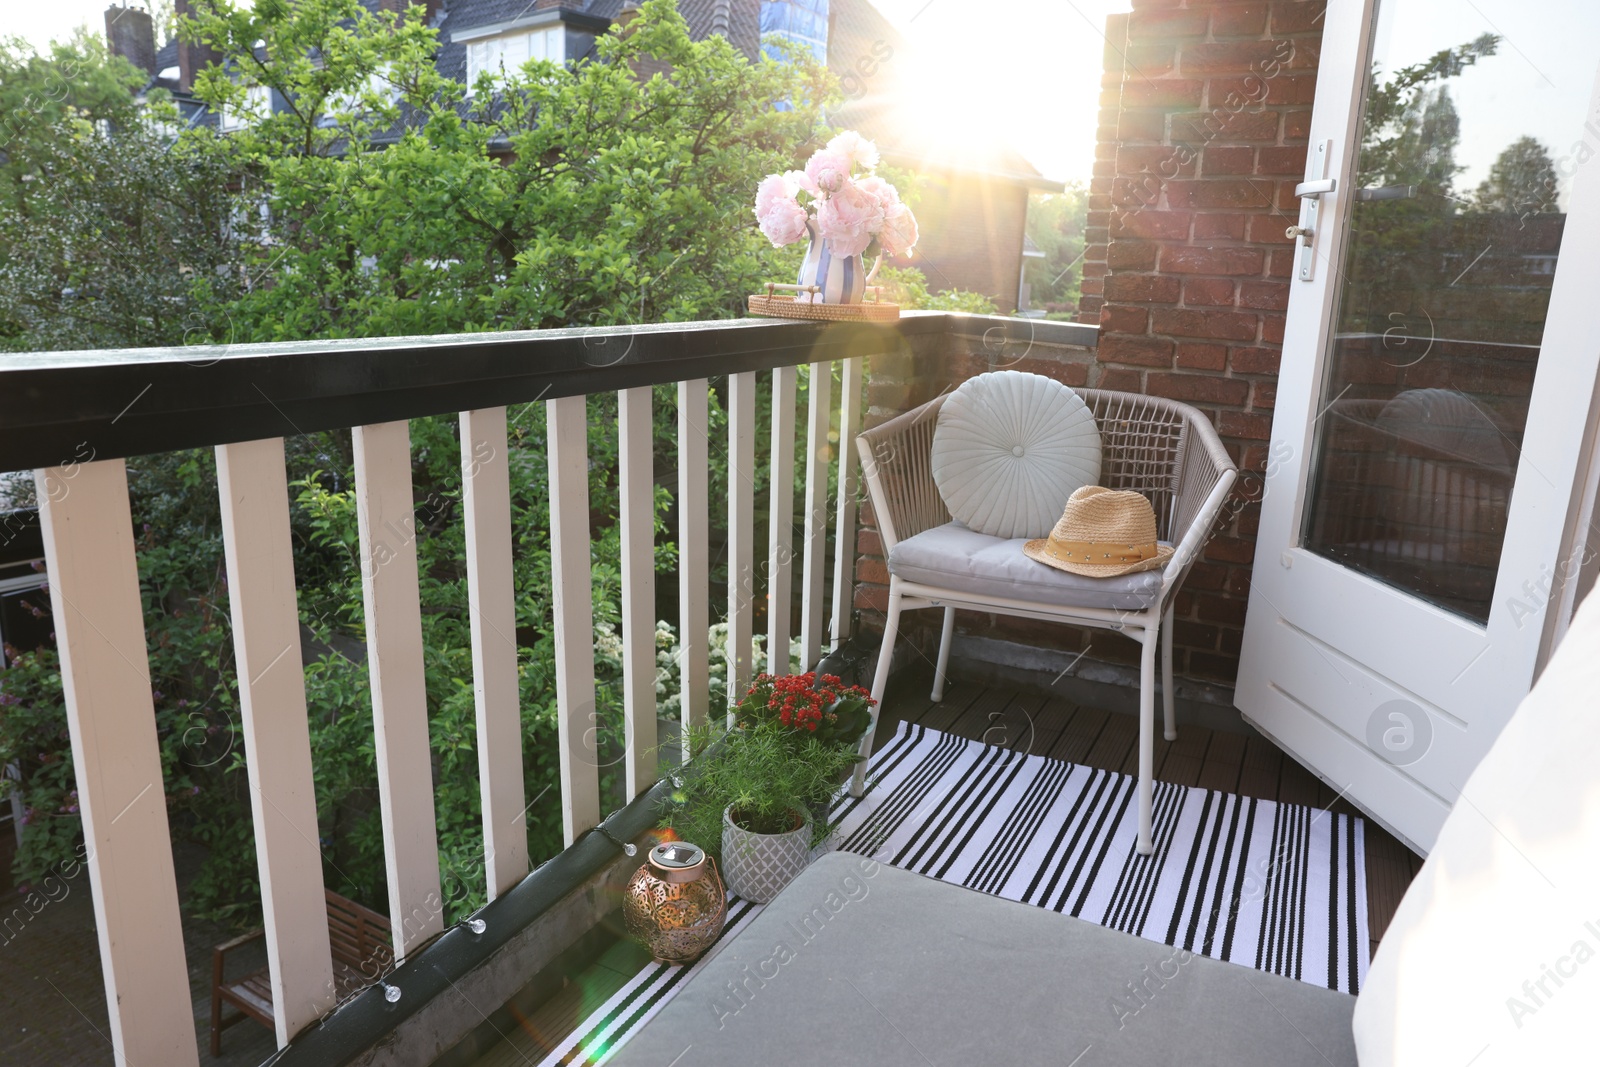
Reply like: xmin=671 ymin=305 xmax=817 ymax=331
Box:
xmin=795 ymin=220 xmax=867 ymax=304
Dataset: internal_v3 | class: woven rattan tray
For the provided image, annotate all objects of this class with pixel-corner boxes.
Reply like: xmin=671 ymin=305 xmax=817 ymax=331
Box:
xmin=747 ymin=293 xmax=901 ymax=322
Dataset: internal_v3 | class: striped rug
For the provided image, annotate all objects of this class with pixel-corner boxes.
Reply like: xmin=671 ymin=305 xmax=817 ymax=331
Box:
xmin=533 ymin=721 xmax=1368 ymax=1066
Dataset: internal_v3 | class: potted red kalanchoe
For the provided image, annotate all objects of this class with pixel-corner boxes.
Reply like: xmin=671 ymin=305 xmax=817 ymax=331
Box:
xmin=663 ymin=673 xmax=877 ymax=902
xmin=732 ymin=671 xmax=876 ymax=750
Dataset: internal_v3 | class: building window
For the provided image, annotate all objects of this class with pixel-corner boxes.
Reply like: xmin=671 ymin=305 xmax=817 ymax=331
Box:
xmin=219 ymin=85 xmax=271 ymax=132
xmin=465 ymin=26 xmax=564 ymax=90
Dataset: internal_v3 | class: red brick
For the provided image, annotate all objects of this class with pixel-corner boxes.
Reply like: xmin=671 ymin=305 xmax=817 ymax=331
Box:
xmin=1125 ymin=44 xmax=1177 ymax=78
xmin=1257 ymin=146 xmax=1309 ymax=176
xmin=1128 ymin=8 xmax=1210 ymax=38
xmin=1262 ymin=315 xmax=1286 ymax=343
xmin=1266 ymin=248 xmax=1294 ymax=278
xmin=1192 ymin=213 xmax=1248 ymax=240
xmin=1271 ymin=0 xmax=1327 ymax=34
xmin=1212 ymin=3 xmax=1269 ymax=37
xmin=1248 ymin=214 xmax=1297 ymax=243
xmin=1152 ymin=308 xmax=1259 ymax=342
xmin=1189 ymin=652 xmax=1241 ymax=682
xmin=1229 ymin=346 xmax=1281 ymax=374
xmin=1183 ymin=278 xmax=1236 ymax=306
xmin=1107 ymin=240 xmax=1160 ymax=270
xmin=1193 ymin=591 xmax=1249 ymax=624
xmin=1166 ymin=180 xmax=1273 ymax=210
xmin=1099 ymin=335 xmax=1175 ymax=367
xmin=1239 ymin=280 xmax=1290 ymax=310
xmin=857 ymin=528 xmax=883 ymax=558
xmin=1112 ymin=209 xmax=1192 ymax=240
xmin=1112 ymin=173 xmax=1167 ymax=210
xmin=1283 ymin=108 xmax=1312 ymax=140
xmin=1147 ymin=372 xmax=1252 ymax=406
xmin=1181 ymin=41 xmax=1301 ymax=75
xmin=1100 ymin=304 xmax=1150 ymax=334
xmin=854 ymin=583 xmax=888 ymax=613
xmin=1104 ymin=273 xmax=1183 ymax=302
xmin=1118 ymin=145 xmax=1196 ymax=178
xmin=1204 ymin=537 xmax=1258 ymax=564
xmin=1209 ymin=73 xmax=1317 ymax=107
xmin=1176 ymin=343 xmax=1228 ymax=370
xmin=1274 ymin=179 xmax=1301 ymax=211
xmin=1117 ymin=110 xmax=1167 ymax=143
xmin=1121 ymin=79 xmax=1206 ymax=109
xmin=1097 ymin=368 xmax=1145 ymax=393
xmin=856 ymin=557 xmax=889 ymax=585
xmin=1218 ymin=410 xmax=1273 ymax=440
xmin=1202 ymin=146 xmax=1255 ymax=176
xmin=1172 ymin=108 xmax=1280 ymax=144
xmin=1159 ymin=245 xmax=1267 ymax=275
xmin=1252 ymin=380 xmax=1277 ymax=409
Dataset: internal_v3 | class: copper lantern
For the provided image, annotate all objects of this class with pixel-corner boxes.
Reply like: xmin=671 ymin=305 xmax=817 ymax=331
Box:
xmin=623 ymin=841 xmax=727 ymax=965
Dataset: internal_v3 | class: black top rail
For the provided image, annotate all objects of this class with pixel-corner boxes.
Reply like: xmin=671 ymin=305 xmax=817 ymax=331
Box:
xmin=0 ymin=312 xmax=1095 ymax=473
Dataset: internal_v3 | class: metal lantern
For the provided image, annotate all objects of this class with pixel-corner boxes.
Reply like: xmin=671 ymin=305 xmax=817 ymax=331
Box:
xmin=623 ymin=841 xmax=728 ymax=965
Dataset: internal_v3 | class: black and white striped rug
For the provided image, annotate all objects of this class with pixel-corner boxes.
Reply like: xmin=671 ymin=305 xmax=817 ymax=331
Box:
xmin=532 ymin=721 xmax=1368 ymax=1066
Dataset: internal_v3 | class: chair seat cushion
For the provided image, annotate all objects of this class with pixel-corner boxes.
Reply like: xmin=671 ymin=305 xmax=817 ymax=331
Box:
xmin=888 ymin=522 xmax=1167 ymax=610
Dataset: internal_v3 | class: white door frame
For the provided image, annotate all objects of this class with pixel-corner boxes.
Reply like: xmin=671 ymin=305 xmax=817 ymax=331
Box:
xmin=1237 ymin=0 xmax=1600 ymax=854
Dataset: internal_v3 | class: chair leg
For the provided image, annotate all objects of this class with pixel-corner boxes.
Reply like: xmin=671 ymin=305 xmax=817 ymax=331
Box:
xmin=1161 ymin=604 xmax=1177 ymax=742
xmin=1136 ymin=627 xmax=1158 ymax=857
xmin=853 ymin=582 xmax=903 ymax=797
xmin=930 ymin=606 xmax=955 ymax=702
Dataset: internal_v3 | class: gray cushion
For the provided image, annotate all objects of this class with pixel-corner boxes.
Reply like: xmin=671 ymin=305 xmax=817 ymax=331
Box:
xmin=607 ymin=853 xmax=1357 ymax=1067
xmin=888 ymin=521 xmax=1167 ymax=610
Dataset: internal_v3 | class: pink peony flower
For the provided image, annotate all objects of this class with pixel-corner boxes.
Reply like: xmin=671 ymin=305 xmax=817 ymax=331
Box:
xmin=784 ymin=168 xmax=819 ymax=198
xmin=758 ymin=197 xmax=810 ymax=247
xmin=879 ymin=202 xmax=920 ymax=257
xmin=816 ymin=182 xmax=884 ymax=257
xmin=855 ymin=175 xmax=901 ymax=211
xmin=754 ymin=173 xmax=796 ymax=218
xmin=826 ymin=130 xmax=880 ymax=170
xmin=805 ymin=148 xmax=854 ymax=194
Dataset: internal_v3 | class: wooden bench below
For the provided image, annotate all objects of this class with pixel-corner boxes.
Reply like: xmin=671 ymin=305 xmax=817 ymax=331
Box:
xmin=210 ymin=888 xmax=394 ymax=1055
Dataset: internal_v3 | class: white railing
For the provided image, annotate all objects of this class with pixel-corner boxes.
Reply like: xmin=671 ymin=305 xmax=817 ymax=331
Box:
xmin=17 ymin=328 xmax=871 ymax=1063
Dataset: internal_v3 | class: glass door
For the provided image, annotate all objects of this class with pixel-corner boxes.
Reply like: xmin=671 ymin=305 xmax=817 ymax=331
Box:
xmin=1237 ymin=0 xmax=1600 ymax=853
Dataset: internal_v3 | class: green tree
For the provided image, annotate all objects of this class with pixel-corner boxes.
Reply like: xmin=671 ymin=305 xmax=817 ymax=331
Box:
xmin=180 ymin=0 xmax=833 ymax=338
xmin=1473 ymin=135 xmax=1559 ymax=215
xmin=1023 ymin=183 xmax=1087 ymax=313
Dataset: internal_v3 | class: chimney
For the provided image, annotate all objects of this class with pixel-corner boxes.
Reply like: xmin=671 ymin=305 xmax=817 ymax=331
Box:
xmin=378 ymin=0 xmax=444 ymax=22
xmin=175 ymin=0 xmax=220 ymax=93
xmin=104 ymin=5 xmax=157 ymax=77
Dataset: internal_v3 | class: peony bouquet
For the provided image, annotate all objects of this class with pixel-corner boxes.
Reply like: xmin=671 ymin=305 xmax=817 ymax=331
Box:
xmin=753 ymin=131 xmax=919 ymax=260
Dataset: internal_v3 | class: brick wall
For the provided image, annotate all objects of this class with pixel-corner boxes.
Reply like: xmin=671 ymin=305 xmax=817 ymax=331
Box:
xmin=1070 ymin=0 xmax=1328 ymax=684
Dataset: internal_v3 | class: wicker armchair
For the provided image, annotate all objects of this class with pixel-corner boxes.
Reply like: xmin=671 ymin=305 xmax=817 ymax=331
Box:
xmin=854 ymin=388 xmax=1238 ymax=855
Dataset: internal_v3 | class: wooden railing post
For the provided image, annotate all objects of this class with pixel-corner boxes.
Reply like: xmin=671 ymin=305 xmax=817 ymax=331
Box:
xmin=547 ymin=396 xmax=602 ymax=843
xmin=766 ymin=365 xmax=798 ymax=674
xmin=460 ymin=408 xmax=529 ymax=901
xmin=217 ymin=438 xmax=337 ymax=1044
xmin=618 ymin=387 xmax=657 ymax=799
xmin=726 ymin=371 xmax=757 ymax=721
xmin=36 ymin=459 xmax=199 ymax=1066
xmin=353 ymin=421 xmax=444 ymax=959
xmin=799 ymin=362 xmax=833 ymax=670
xmin=677 ymin=381 xmax=711 ymax=755
xmin=831 ymin=357 xmax=865 ymax=648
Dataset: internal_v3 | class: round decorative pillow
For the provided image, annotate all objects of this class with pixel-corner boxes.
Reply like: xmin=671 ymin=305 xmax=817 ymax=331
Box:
xmin=931 ymin=371 xmax=1102 ymax=540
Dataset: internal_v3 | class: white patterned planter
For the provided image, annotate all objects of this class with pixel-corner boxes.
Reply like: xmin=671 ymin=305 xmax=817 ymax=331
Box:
xmin=721 ymin=806 xmax=812 ymax=903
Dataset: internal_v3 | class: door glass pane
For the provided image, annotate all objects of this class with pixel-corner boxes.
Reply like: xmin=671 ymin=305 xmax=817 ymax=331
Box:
xmin=1303 ymin=0 xmax=1600 ymax=622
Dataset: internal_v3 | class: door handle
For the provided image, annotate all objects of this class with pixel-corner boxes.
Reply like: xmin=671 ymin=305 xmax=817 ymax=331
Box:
xmin=1295 ymin=178 xmax=1337 ymax=198
xmin=1293 ymin=141 xmax=1334 ymax=282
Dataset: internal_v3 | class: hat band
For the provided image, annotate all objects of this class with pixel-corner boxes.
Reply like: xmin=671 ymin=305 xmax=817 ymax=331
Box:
xmin=1044 ymin=538 xmax=1159 ymax=565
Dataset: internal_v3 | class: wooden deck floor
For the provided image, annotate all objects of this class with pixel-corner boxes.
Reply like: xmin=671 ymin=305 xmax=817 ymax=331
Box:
xmin=460 ymin=669 xmax=1422 ymax=1064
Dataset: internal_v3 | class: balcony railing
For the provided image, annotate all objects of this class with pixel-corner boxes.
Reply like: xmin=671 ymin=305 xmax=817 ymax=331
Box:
xmin=0 ymin=310 xmax=1096 ymax=1064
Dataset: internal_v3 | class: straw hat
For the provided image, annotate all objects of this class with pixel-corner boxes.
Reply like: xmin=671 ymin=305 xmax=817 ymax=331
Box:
xmin=1023 ymin=486 xmax=1173 ymax=578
